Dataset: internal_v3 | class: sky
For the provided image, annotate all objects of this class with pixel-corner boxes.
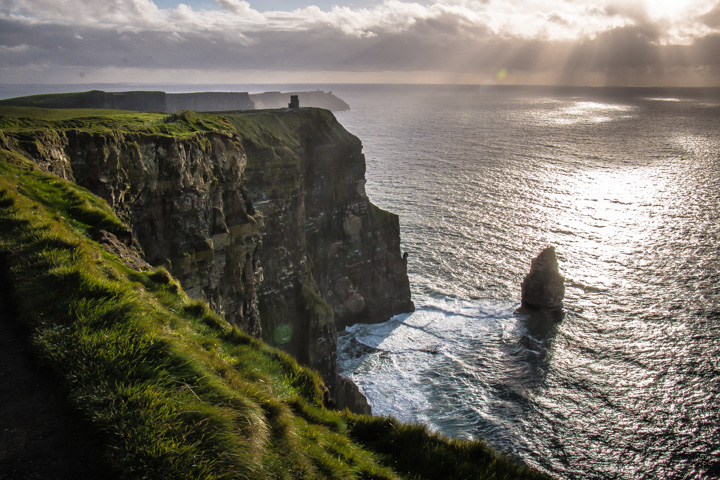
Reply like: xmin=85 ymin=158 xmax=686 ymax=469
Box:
xmin=1 ymin=0 xmax=720 ymax=87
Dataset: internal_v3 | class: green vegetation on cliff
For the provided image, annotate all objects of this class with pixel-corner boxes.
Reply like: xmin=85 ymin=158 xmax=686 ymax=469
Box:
xmin=0 ymin=106 xmax=235 ymax=139
xmin=0 ymin=106 xmax=550 ymax=480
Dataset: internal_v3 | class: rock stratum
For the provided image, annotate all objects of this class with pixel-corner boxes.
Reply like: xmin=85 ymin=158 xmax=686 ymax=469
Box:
xmin=0 ymin=106 xmax=412 ymax=405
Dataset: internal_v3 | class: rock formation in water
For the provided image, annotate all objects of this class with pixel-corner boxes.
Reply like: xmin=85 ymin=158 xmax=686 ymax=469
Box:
xmin=249 ymin=91 xmax=350 ymax=111
xmin=0 ymin=107 xmax=411 ymax=410
xmin=519 ymin=246 xmax=565 ymax=316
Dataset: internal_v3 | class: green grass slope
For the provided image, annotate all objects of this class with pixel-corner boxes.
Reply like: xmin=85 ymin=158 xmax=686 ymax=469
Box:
xmin=0 ymin=105 xmax=235 ymax=138
xmin=0 ymin=106 xmax=552 ymax=480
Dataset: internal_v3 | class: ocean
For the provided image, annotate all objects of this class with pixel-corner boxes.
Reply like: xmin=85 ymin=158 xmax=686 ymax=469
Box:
xmin=330 ymin=85 xmax=720 ymax=480
xmin=2 ymin=82 xmax=718 ymax=479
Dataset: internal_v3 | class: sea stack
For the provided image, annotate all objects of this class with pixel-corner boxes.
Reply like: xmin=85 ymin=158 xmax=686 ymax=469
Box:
xmin=518 ymin=246 xmax=565 ymax=317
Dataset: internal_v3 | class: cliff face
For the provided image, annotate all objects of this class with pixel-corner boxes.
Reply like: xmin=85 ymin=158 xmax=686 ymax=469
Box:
xmin=226 ymin=109 xmax=414 ymax=395
xmin=166 ymin=92 xmax=254 ymax=112
xmin=2 ymin=114 xmax=262 ymax=335
xmin=1 ymin=107 xmax=413 ymax=402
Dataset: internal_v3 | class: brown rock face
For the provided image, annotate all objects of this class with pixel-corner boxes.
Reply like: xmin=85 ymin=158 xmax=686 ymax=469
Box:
xmin=237 ymin=109 xmax=414 ymax=398
xmin=520 ymin=246 xmax=565 ymax=313
xmin=335 ymin=376 xmax=371 ymax=415
xmin=7 ymin=123 xmax=263 ymax=335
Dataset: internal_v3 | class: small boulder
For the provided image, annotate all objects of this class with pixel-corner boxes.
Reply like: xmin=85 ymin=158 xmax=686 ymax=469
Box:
xmin=335 ymin=376 xmax=371 ymax=415
xmin=518 ymin=246 xmax=565 ymax=315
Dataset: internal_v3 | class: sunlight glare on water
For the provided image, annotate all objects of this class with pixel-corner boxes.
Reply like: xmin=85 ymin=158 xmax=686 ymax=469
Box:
xmin=334 ymin=85 xmax=720 ymax=480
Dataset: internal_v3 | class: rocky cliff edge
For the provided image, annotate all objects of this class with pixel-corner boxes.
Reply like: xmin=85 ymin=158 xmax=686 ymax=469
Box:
xmin=0 ymin=106 xmax=413 ymax=405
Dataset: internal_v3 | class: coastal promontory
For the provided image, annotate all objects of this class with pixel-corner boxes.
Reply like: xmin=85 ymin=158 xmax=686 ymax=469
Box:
xmin=0 ymin=103 xmax=549 ymax=480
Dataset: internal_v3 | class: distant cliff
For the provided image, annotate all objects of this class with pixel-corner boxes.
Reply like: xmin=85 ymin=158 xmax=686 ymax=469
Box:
xmin=0 ymin=106 xmax=411 ymax=404
xmin=0 ymin=89 xmax=350 ymax=112
xmin=166 ymin=92 xmax=255 ymax=112
xmin=0 ymin=90 xmax=169 ymax=112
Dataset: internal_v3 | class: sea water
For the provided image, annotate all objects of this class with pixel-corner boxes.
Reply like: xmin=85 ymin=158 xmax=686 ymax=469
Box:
xmin=331 ymin=85 xmax=720 ymax=480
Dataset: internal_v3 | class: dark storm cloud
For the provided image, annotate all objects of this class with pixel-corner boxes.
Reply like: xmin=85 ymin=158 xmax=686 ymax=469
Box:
xmin=567 ymin=26 xmax=661 ymax=70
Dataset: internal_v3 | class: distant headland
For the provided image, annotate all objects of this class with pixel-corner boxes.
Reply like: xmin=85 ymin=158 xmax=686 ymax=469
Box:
xmin=0 ymin=89 xmax=350 ymax=112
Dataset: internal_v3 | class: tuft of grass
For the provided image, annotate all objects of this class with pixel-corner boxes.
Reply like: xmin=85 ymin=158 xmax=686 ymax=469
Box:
xmin=343 ymin=414 xmax=552 ymax=480
xmin=0 ymin=149 xmax=130 ymax=239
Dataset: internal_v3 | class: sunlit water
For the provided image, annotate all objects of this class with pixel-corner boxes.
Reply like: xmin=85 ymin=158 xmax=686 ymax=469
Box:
xmin=331 ymin=85 xmax=720 ymax=479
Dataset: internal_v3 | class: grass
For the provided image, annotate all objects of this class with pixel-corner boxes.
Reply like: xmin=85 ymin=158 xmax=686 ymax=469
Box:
xmin=0 ymin=149 xmax=398 ymax=479
xmin=223 ymin=108 xmax=352 ymax=153
xmin=0 ymin=105 xmax=553 ymax=479
xmin=0 ymin=106 xmax=236 ymax=139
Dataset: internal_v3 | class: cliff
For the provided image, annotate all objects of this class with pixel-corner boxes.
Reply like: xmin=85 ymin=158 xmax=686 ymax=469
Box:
xmin=0 ymin=89 xmax=349 ymax=112
xmin=0 ymin=90 xmax=254 ymax=112
xmin=0 ymin=89 xmax=167 ymax=111
xmin=0 ymin=110 xmax=263 ymax=334
xmin=226 ymin=109 xmax=413 ymax=397
xmin=0 ymin=106 xmax=412 ymax=402
xmin=166 ymin=92 xmax=254 ymax=112
xmin=248 ymin=91 xmax=350 ymax=111
xmin=0 ymin=104 xmax=550 ymax=480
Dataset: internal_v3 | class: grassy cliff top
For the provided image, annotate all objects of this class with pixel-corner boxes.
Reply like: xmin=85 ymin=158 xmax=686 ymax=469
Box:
xmin=0 ymin=106 xmax=551 ymax=480
xmin=0 ymin=104 xmax=348 ymax=144
xmin=0 ymin=105 xmax=236 ymax=139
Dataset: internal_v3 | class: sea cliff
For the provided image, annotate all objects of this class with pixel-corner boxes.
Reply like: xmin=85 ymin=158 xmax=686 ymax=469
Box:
xmin=228 ymin=109 xmax=413 ymax=400
xmin=0 ymin=104 xmax=549 ymax=480
xmin=1 ymin=110 xmax=263 ymax=334
xmin=0 ymin=106 xmax=412 ymax=403
xmin=249 ymin=91 xmax=350 ymax=111
xmin=0 ymin=89 xmax=350 ymax=112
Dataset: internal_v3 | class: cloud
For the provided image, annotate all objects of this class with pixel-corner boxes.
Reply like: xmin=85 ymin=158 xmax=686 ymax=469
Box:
xmin=700 ymin=1 xmax=720 ymax=27
xmin=5 ymin=0 xmax=164 ymax=27
xmin=217 ymin=0 xmax=255 ymax=15
xmin=0 ymin=0 xmax=719 ymax=86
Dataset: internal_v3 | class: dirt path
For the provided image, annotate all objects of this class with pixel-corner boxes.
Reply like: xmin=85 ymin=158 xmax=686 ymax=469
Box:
xmin=0 ymin=257 xmax=118 ymax=480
